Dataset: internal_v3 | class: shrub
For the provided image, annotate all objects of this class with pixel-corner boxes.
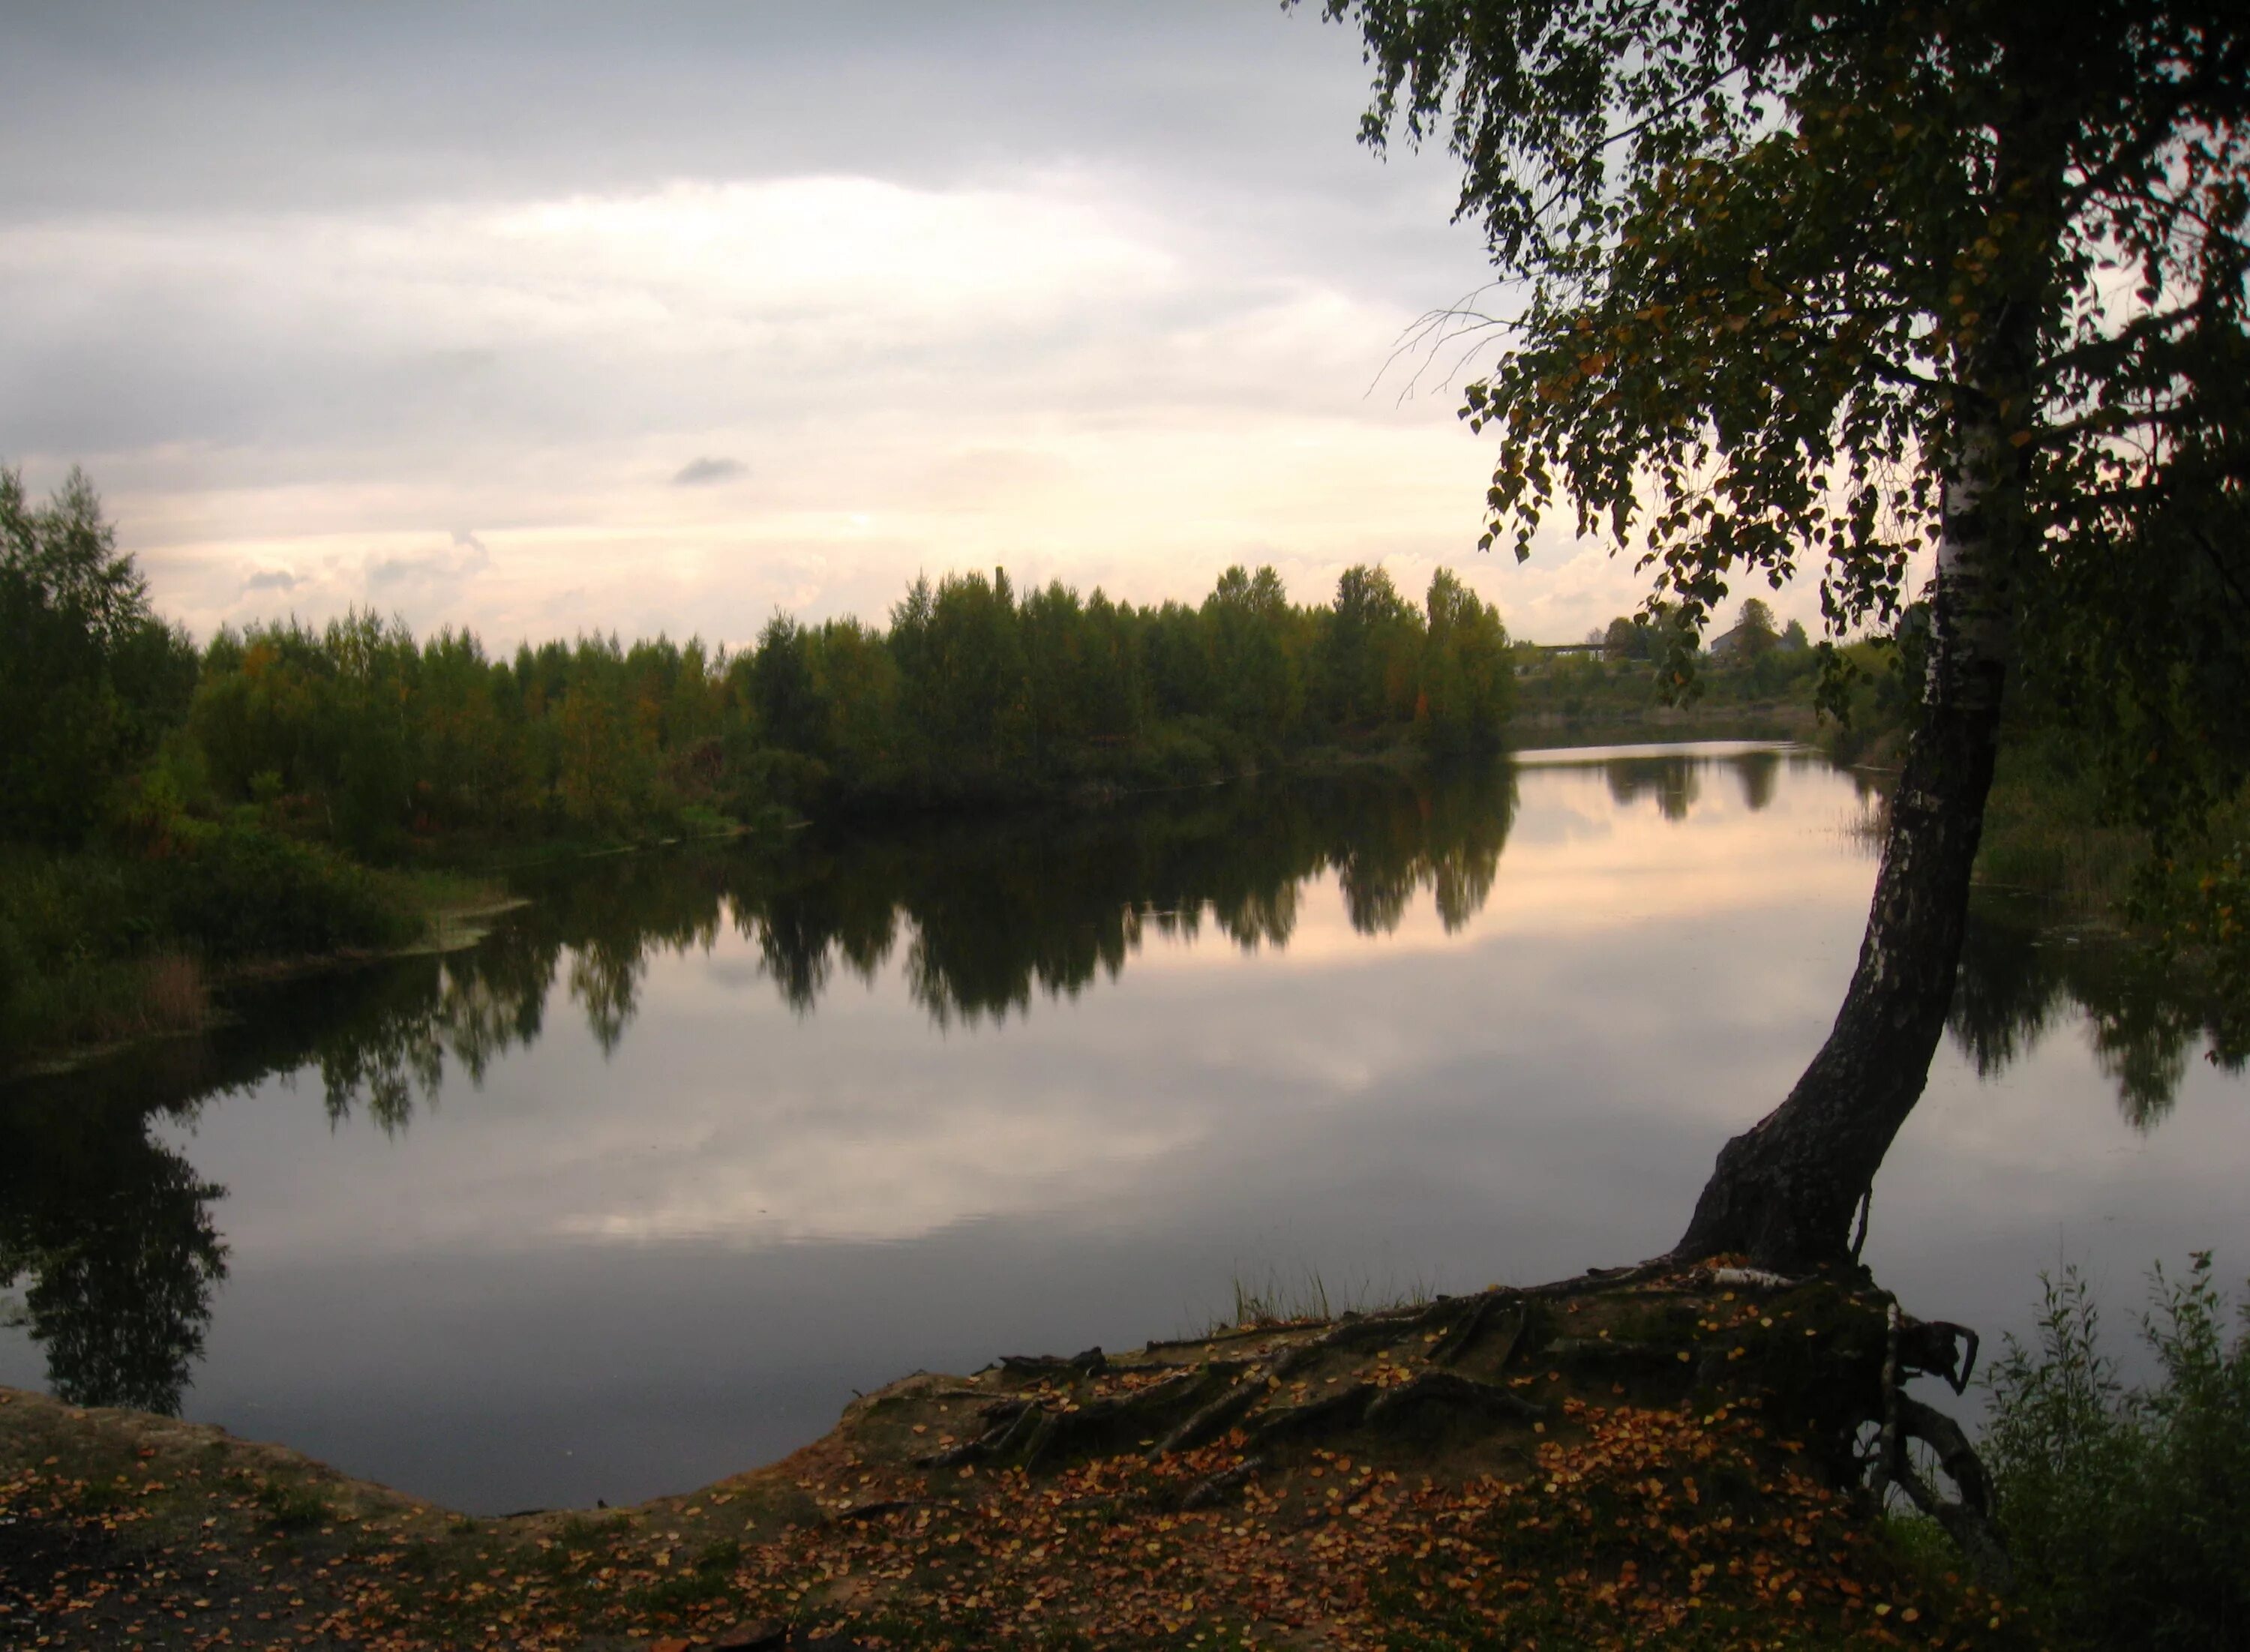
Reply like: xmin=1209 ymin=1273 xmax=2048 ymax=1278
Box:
xmin=1982 ymin=1254 xmax=2250 ymax=1651
xmin=154 ymin=821 xmax=415 ymax=960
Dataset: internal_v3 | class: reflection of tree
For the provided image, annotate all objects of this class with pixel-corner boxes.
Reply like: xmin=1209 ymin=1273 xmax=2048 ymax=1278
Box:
xmin=0 ymin=1091 xmax=227 ymax=1415
xmin=1949 ymin=898 xmax=2240 ymax=1129
xmin=111 ymin=766 xmax=1520 ymax=1130
xmin=310 ymin=934 xmax=560 ymax=1132
xmin=1732 ymin=751 xmax=1780 ymax=812
xmin=738 ymin=765 xmax=1519 ymax=1027
xmin=1605 ymin=755 xmax=1700 ymax=820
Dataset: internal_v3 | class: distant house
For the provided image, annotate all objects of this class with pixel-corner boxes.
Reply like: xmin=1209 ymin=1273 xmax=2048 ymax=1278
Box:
xmin=1706 ymin=615 xmax=1807 ymax=663
xmin=1514 ymin=640 xmax=1607 ymax=676
xmin=1706 ymin=619 xmax=1757 ymax=663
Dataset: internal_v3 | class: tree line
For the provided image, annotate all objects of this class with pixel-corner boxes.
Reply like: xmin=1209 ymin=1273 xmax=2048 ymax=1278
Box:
xmin=0 ymin=465 xmax=1514 ymax=1060
xmin=4 ymin=468 xmax=1514 ymax=865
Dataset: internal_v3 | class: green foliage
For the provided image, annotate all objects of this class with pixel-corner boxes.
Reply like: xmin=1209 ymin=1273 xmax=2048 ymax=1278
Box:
xmin=1308 ymin=0 xmax=2248 ymax=847
xmin=0 ymin=825 xmax=420 ymax=1063
xmin=1520 ymin=601 xmax=1820 ymax=727
xmin=1416 ymin=568 xmax=1514 ymax=753
xmin=1982 ymin=1255 xmax=2250 ymax=1651
xmin=254 ymin=1480 xmax=332 ymax=1531
xmin=154 ymin=820 xmax=418 ymax=961
xmin=2167 ymin=822 xmax=2249 ymax=1063
xmin=172 ymin=559 xmax=1509 ymax=836
xmin=7 ymin=460 xmax=1518 ymax=884
xmin=1 ymin=467 xmax=1518 ymax=1060
xmin=0 ymin=466 xmax=197 ymax=847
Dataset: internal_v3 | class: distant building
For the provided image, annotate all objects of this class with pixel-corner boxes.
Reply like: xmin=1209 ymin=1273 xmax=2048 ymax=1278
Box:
xmin=1706 ymin=616 xmax=1807 ymax=663
xmin=1706 ymin=619 xmax=1756 ymax=663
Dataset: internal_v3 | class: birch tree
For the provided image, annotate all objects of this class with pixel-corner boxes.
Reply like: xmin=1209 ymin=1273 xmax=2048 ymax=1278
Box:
xmin=1303 ymin=0 xmax=2250 ymax=1265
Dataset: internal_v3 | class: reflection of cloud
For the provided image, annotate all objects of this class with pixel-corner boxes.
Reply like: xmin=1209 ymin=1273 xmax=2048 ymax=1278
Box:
xmin=671 ymin=455 xmax=746 ymax=487
xmin=554 ymin=1102 xmax=1202 ymax=1247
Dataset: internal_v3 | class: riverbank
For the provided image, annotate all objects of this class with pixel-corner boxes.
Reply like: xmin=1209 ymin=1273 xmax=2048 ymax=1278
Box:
xmin=0 ymin=1262 xmax=2036 ymax=1651
xmin=0 ymin=741 xmax=1470 ymax=1078
xmin=1507 ymin=702 xmax=1821 ymax=752
xmin=0 ymin=836 xmax=508 ymax=1078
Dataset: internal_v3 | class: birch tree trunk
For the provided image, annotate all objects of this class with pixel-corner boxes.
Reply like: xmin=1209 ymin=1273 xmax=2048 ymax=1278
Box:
xmin=1672 ymin=405 xmax=2021 ymax=1269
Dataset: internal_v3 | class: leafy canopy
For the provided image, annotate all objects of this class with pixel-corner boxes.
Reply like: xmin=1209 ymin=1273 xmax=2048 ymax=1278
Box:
xmin=0 ymin=466 xmax=197 ymax=846
xmin=1304 ymin=0 xmax=2248 ymax=829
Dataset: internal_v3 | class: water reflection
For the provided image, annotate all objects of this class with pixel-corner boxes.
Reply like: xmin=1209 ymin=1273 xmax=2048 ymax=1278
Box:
xmin=0 ymin=768 xmax=1516 ymax=1412
xmin=1947 ymin=898 xmax=2243 ymax=1129
xmin=1528 ymin=742 xmax=1806 ymax=822
xmin=0 ymin=1089 xmax=226 ymax=1414
xmin=1 ymin=750 xmax=2236 ymax=1434
xmin=1606 ymin=754 xmax=1700 ymax=820
xmin=320 ymin=766 xmax=1522 ymax=1123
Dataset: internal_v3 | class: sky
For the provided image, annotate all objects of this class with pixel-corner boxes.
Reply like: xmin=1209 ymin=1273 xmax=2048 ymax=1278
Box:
xmin=1 ymin=0 xmax=1824 ymax=651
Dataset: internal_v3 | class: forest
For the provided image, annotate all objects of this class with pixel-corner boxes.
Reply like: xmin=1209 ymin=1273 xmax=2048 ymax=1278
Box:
xmin=0 ymin=466 xmax=1514 ymax=1063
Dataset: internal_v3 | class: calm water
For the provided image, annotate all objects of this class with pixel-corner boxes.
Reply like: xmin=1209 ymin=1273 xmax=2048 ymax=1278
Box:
xmin=3 ymin=743 xmax=2244 ymax=1513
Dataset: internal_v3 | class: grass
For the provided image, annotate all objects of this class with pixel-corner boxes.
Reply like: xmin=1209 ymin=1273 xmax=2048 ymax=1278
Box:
xmin=0 ymin=829 xmax=504 ymax=1069
xmin=254 ymin=1480 xmax=332 ymax=1532
xmin=1204 ymin=1266 xmax=1435 ymax=1334
xmin=1981 ymin=1252 xmax=2250 ymax=1651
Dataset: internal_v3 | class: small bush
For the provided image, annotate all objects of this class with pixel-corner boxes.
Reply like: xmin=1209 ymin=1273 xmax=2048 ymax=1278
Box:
xmin=156 ymin=820 xmax=416 ymax=959
xmin=1982 ymin=1253 xmax=2250 ymax=1651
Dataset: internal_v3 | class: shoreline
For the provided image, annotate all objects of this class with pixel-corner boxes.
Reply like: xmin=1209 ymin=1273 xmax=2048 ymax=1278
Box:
xmin=5 ymin=730 xmax=1804 ymax=1084
xmin=0 ymin=1262 xmax=2038 ymax=1651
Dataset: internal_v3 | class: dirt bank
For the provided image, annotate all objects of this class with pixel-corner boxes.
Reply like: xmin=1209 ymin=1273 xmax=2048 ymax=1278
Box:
xmin=1 ymin=1261 xmax=2038 ymax=1651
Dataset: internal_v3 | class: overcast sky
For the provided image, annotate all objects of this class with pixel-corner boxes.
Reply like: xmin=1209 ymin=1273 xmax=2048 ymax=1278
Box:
xmin=2 ymin=1 xmax=1808 ymax=649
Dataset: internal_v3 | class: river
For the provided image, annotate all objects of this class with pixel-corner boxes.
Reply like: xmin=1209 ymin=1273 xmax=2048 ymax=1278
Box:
xmin=2 ymin=742 xmax=2242 ymax=1513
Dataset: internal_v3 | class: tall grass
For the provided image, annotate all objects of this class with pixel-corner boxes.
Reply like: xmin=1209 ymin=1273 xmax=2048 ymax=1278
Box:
xmin=1982 ymin=1254 xmax=2250 ymax=1651
xmin=1204 ymin=1267 xmax=1435 ymax=1334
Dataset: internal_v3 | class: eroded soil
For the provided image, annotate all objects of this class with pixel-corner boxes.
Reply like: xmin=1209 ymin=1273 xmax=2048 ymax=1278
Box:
xmin=1 ymin=1261 xmax=2039 ymax=1650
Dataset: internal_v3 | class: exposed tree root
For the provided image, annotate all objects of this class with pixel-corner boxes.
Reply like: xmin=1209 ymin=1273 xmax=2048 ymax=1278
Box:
xmin=1246 ymin=1383 xmax=1372 ymax=1446
xmin=1 ymin=1263 xmax=2044 ymax=1651
xmin=1178 ymin=1454 xmax=1266 ymax=1511
xmin=1893 ymin=1390 xmax=2013 ymax=1589
xmin=1154 ymin=1372 xmax=1264 ymax=1457
xmin=1363 ymin=1369 xmax=1547 ymax=1428
xmin=911 ymin=1260 xmax=2017 ymax=1607
xmin=1428 ymin=1294 xmax=1521 ymax=1367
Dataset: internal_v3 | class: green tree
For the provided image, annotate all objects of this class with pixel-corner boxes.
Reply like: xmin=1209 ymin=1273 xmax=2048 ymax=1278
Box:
xmin=1310 ymin=0 xmax=2250 ymax=1267
xmin=1733 ymin=597 xmax=1779 ymax=660
xmin=1600 ymin=614 xmax=1648 ymax=662
xmin=1318 ymin=564 xmax=1421 ymax=727
xmin=1417 ymin=568 xmax=1513 ymax=753
xmin=0 ymin=467 xmax=196 ymax=845
xmin=1204 ymin=565 xmax=1307 ymax=742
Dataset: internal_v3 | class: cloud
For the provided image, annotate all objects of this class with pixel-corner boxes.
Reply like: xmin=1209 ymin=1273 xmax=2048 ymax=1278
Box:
xmin=242 ymin=568 xmax=297 ymax=594
xmin=365 ymin=528 xmax=492 ymax=590
xmin=670 ymin=455 xmax=747 ymax=487
xmin=6 ymin=8 xmax=1844 ymax=648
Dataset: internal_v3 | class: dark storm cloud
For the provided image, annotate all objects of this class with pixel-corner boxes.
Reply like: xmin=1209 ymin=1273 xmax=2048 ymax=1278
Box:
xmin=242 ymin=568 xmax=298 ymax=593
xmin=670 ymin=456 xmax=746 ymax=487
